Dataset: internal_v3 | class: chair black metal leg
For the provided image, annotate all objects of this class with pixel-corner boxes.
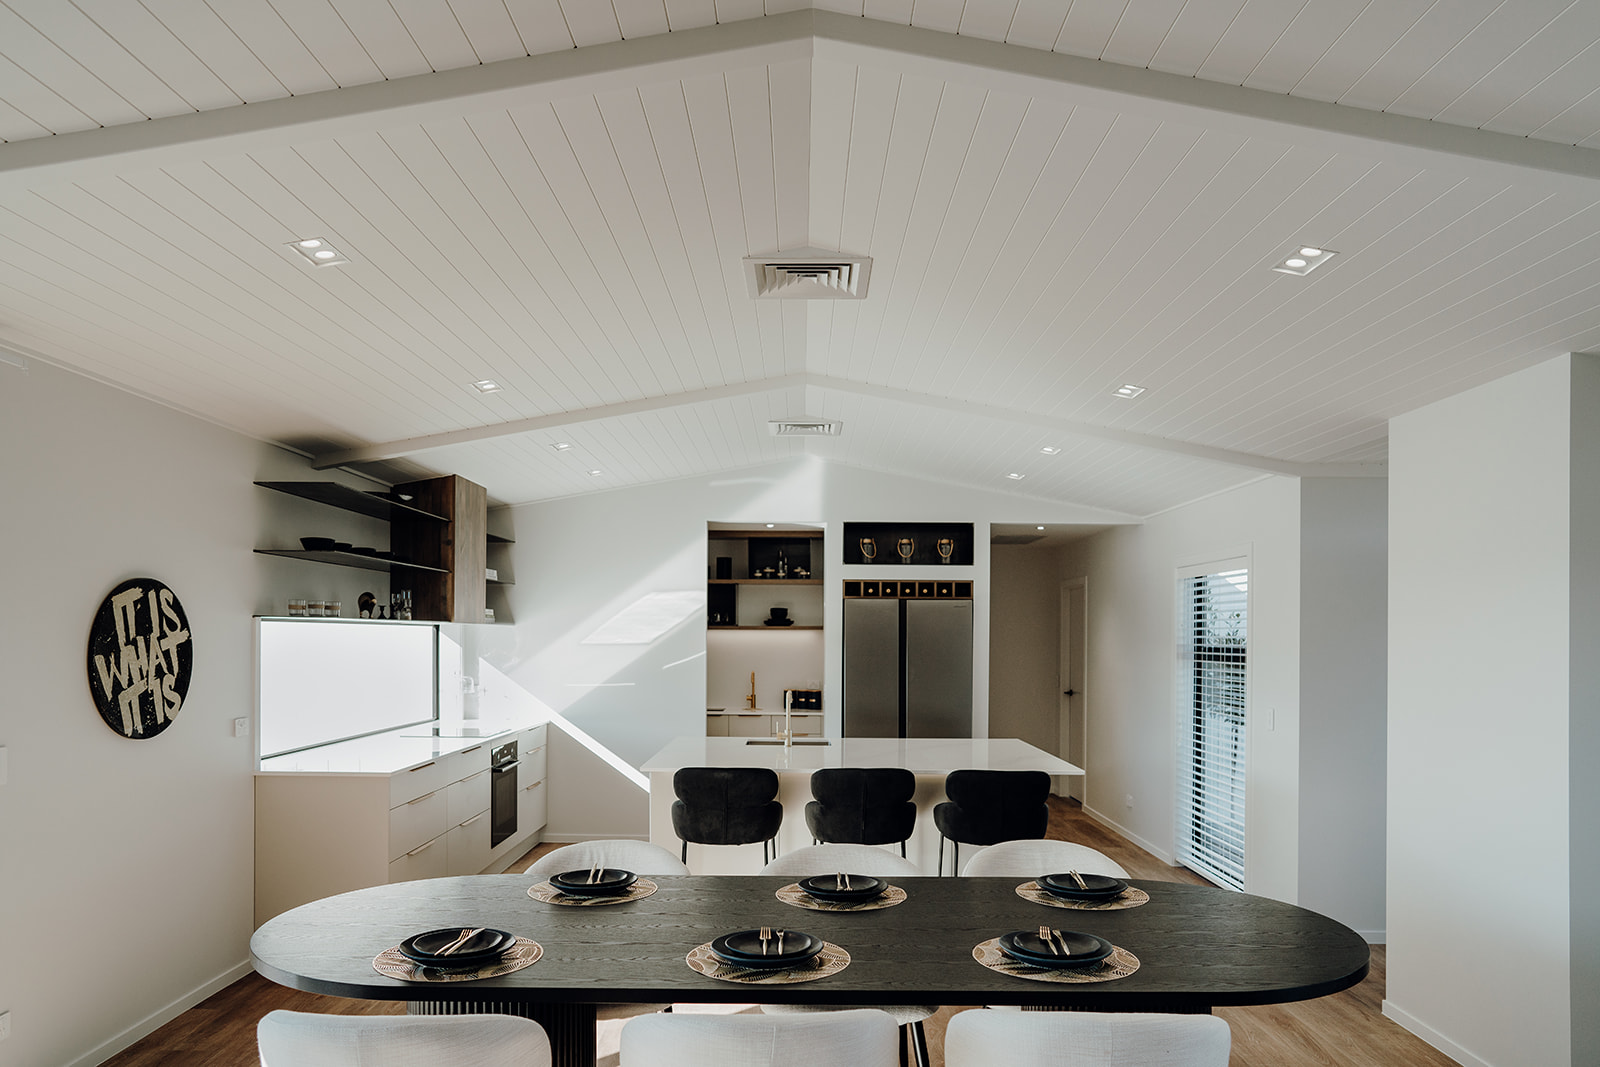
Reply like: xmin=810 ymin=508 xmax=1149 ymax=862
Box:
xmin=952 ymin=841 xmax=960 ymax=877
xmin=681 ymin=840 xmax=687 ymax=864
xmin=900 ymin=840 xmax=907 ymax=859
xmin=938 ymin=835 xmax=945 ymax=877
xmin=899 ymin=1022 xmax=909 ymax=1067
xmin=910 ymin=1021 xmax=930 ymax=1067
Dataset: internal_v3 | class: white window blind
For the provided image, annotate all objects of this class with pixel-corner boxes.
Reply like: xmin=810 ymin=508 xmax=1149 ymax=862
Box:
xmin=1177 ymin=566 xmax=1248 ymax=891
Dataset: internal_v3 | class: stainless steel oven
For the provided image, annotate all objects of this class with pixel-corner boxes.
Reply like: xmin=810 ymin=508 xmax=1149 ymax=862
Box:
xmin=489 ymin=740 xmax=519 ymax=847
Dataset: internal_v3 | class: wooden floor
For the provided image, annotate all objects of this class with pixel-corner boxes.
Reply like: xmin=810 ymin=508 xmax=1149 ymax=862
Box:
xmin=102 ymin=799 xmax=1457 ymax=1067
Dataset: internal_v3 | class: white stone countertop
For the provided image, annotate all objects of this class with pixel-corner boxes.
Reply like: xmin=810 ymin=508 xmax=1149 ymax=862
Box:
xmin=256 ymin=714 xmax=547 ymax=776
xmin=640 ymin=736 xmax=1084 ymax=776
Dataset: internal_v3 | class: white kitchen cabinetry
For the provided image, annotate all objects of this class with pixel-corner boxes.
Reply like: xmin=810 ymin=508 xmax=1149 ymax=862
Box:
xmin=705 ymin=711 xmax=823 ymax=737
xmin=255 ymin=727 xmax=548 ymax=927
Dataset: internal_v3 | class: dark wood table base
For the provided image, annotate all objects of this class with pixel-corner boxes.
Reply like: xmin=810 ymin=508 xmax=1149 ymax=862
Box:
xmin=409 ymin=999 xmax=597 ymax=1067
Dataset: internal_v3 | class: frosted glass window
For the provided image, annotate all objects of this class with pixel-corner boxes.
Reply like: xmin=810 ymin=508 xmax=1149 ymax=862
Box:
xmin=258 ymin=620 xmax=437 ymax=758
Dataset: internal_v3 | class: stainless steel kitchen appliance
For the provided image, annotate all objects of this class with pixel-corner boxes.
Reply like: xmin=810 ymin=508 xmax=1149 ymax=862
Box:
xmin=843 ymin=594 xmax=972 ymax=737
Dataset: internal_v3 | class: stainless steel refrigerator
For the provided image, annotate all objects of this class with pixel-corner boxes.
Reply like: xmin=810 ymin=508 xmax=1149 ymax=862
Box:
xmin=842 ymin=598 xmax=973 ymax=737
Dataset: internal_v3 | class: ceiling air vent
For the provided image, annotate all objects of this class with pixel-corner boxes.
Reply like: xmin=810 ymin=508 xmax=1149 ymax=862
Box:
xmin=769 ymin=419 xmax=843 ymax=437
xmin=745 ymin=252 xmax=871 ymax=300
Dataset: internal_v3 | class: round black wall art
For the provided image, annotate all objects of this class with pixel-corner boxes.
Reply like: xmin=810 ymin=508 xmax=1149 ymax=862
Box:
xmin=86 ymin=578 xmax=193 ymax=739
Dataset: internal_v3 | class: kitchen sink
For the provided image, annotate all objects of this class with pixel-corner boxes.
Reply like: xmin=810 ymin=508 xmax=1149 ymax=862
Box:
xmin=745 ymin=739 xmax=832 ymax=746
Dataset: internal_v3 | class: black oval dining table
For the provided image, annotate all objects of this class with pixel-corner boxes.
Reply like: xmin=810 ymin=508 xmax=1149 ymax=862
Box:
xmin=250 ymin=874 xmax=1369 ymax=1067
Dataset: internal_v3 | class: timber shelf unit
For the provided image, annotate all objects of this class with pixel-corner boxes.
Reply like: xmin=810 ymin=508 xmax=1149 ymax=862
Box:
xmin=256 ymin=475 xmax=495 ymax=622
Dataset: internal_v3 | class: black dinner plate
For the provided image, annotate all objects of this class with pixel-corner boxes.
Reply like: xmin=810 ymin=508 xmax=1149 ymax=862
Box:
xmin=1038 ymin=873 xmax=1128 ymax=900
xmin=398 ymin=927 xmax=515 ymax=967
xmin=998 ymin=929 xmax=1114 ymax=968
xmin=797 ymin=874 xmax=885 ymax=902
xmin=710 ymin=929 xmax=824 ymax=968
xmin=549 ymin=868 xmax=638 ymax=896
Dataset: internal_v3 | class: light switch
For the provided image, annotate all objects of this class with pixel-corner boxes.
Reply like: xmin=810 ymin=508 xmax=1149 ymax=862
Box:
xmin=233 ymin=718 xmax=249 ymax=738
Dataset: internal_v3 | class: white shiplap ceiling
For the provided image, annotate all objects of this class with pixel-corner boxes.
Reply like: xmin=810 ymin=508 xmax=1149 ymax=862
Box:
xmin=4 ymin=2 xmax=1600 ymax=515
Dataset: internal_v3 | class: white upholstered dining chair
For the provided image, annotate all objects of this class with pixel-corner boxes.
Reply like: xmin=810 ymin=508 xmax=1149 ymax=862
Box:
xmin=943 ymin=1010 xmax=1231 ymax=1067
xmin=957 ymin=838 xmax=1130 ymax=879
xmin=757 ymin=843 xmax=936 ymax=1067
xmin=257 ymin=1010 xmax=551 ymax=1067
xmin=620 ymin=1009 xmax=899 ymax=1067
xmin=522 ymin=838 xmax=690 ymax=881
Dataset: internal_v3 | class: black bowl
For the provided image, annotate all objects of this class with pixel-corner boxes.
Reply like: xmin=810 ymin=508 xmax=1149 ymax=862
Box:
xmin=548 ymin=868 xmax=638 ymax=897
xmin=710 ymin=929 xmax=824 ymax=968
xmin=998 ymin=929 xmax=1114 ymax=968
xmin=398 ymin=927 xmax=515 ymax=967
xmin=300 ymin=536 xmax=336 ymax=551
xmin=797 ymin=874 xmax=885 ymax=902
xmin=1038 ymin=873 xmax=1128 ymax=900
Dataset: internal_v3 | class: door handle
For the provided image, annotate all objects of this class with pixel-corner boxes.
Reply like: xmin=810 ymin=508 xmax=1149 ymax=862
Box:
xmin=1063 ymin=689 xmax=1077 ymax=696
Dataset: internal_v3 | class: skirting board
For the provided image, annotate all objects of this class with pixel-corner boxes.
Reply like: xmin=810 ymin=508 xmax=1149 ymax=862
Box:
xmin=67 ymin=959 xmax=254 ymax=1067
xmin=543 ymin=833 xmax=648 ymax=844
xmin=1081 ymin=803 xmax=1178 ymax=866
xmin=1383 ymin=1000 xmax=1492 ymax=1067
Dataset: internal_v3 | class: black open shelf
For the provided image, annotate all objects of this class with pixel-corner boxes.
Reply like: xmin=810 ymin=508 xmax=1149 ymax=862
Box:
xmin=843 ymin=521 xmax=974 ymax=566
xmin=254 ymin=481 xmax=450 ymax=523
xmin=253 ymin=549 xmax=448 ymax=574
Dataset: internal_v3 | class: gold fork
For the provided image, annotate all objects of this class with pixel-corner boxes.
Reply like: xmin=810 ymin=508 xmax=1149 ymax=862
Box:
xmin=759 ymin=926 xmax=772 ymax=956
xmin=1039 ymin=924 xmax=1059 ymax=955
xmin=776 ymin=929 xmax=786 ymax=954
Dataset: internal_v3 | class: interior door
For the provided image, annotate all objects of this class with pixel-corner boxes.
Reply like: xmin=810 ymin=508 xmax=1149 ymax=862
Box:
xmin=1059 ymin=579 xmax=1087 ymax=801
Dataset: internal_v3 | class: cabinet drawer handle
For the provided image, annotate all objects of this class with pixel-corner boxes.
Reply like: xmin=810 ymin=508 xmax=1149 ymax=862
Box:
xmin=522 ymin=780 xmax=542 ymax=792
xmin=462 ymin=745 xmax=483 ymax=754
xmin=407 ymin=791 xmax=437 ymax=806
xmin=459 ymin=812 xmax=484 ymax=827
xmin=408 ymin=761 xmax=436 ymax=772
xmin=406 ymin=840 xmax=435 ymax=857
xmin=737 ymin=714 xmax=760 ymax=718
xmin=460 ymin=770 xmax=487 ymax=783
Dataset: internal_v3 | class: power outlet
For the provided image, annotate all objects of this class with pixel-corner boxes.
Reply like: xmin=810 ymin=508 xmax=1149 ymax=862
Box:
xmin=1124 ymin=794 xmax=1134 ymax=810
xmin=232 ymin=717 xmax=249 ymax=738
xmin=0 ymin=1010 xmax=12 ymax=1041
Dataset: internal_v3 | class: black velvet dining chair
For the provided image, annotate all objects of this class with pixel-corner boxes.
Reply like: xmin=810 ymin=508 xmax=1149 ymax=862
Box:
xmin=670 ymin=766 xmax=784 ymax=867
xmin=931 ymin=769 xmax=1051 ymax=875
xmin=804 ymin=767 xmax=918 ymax=857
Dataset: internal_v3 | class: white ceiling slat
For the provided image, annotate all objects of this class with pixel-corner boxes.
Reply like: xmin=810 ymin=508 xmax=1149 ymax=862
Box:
xmin=265 ymin=0 xmax=388 ymax=88
xmin=1239 ymin=2 xmax=1368 ymax=97
xmin=815 ymin=0 xmax=867 ymax=16
xmin=1289 ymin=0 xmax=1432 ymax=105
xmin=860 ymin=0 xmax=912 ymax=24
xmin=716 ymin=0 xmax=770 ymax=24
xmin=1146 ymin=0 xmax=1250 ymax=78
xmin=907 ymin=0 xmax=966 ymax=37
xmin=0 ymin=51 xmax=97 ymax=137
xmin=449 ymin=0 xmax=535 ymax=65
xmin=1099 ymin=0 xmax=1190 ymax=71
xmin=139 ymin=0 xmax=291 ymax=104
xmin=636 ymin=83 xmax=751 ymax=386
xmin=834 ymin=64 xmax=900 ymax=256
xmin=1194 ymin=0 xmax=1310 ymax=86
xmin=770 ymin=58 xmax=812 ymax=252
xmin=1457 ymin=6 xmax=1600 ymax=135
xmin=559 ymin=0 xmax=624 ymax=49
xmin=385 ymin=0 xmax=482 ymax=70
xmin=598 ymin=88 xmax=729 ymax=391
xmin=1056 ymin=0 xmax=1139 ymax=62
xmin=1003 ymin=0 xmax=1068 ymax=52
xmin=0 ymin=90 xmax=52 ymax=143
xmin=807 ymin=60 xmax=857 ymax=250
xmin=7 ymin=0 xmax=194 ymax=121
xmin=505 ymin=0 xmax=577 ymax=56
xmin=1338 ymin=0 xmax=1500 ymax=116
xmin=193 ymin=1 xmax=339 ymax=97
xmin=664 ymin=0 xmax=719 ymax=33
xmin=310 ymin=0 xmax=433 ymax=78
xmin=69 ymin=0 xmax=242 ymax=112
xmin=0 ymin=3 xmax=145 ymax=129
xmin=956 ymin=0 xmax=1021 ymax=45
xmin=724 ymin=65 xmax=781 ymax=254
xmin=611 ymin=0 xmax=672 ymax=40
xmin=1386 ymin=1 xmax=1571 ymax=125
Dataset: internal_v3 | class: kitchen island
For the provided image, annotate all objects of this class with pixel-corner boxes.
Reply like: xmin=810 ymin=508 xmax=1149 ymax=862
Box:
xmin=641 ymin=736 xmax=1083 ymax=874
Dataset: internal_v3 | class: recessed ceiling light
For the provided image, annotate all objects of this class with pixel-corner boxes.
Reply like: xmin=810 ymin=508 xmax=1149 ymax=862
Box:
xmin=471 ymin=379 xmax=501 ymax=393
xmin=766 ymin=523 xmax=776 ymax=528
xmin=586 ymin=469 xmax=603 ymax=477
xmin=1006 ymin=472 xmax=1026 ymax=480
xmin=1273 ymin=244 xmax=1337 ymax=276
xmin=1039 ymin=446 xmax=1061 ymax=455
xmin=288 ymin=237 xmax=348 ymax=266
xmin=552 ymin=442 xmax=573 ymax=452
xmin=1036 ymin=525 xmax=1046 ymax=531
xmin=1114 ymin=384 xmax=1146 ymax=399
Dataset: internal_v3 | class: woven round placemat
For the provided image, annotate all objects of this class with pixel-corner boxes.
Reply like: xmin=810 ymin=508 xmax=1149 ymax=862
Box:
xmin=686 ymin=941 xmax=850 ymax=984
xmin=373 ymin=937 xmax=543 ymax=982
xmin=971 ymin=937 xmax=1139 ymax=984
xmin=776 ymin=882 xmax=908 ymax=912
xmin=1015 ymin=881 xmax=1150 ymax=911
xmin=528 ymin=877 xmax=658 ymax=906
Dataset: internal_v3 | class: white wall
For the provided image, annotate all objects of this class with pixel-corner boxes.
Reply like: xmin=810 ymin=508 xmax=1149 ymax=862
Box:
xmin=0 ymin=359 xmax=386 ymax=1067
xmin=1070 ymin=476 xmax=1307 ymax=904
xmin=989 ymin=543 xmax=1066 ymax=757
xmin=1298 ymin=478 xmax=1388 ymax=939
xmin=492 ymin=456 xmax=1131 ymax=838
xmin=1387 ymin=356 xmax=1580 ymax=1067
